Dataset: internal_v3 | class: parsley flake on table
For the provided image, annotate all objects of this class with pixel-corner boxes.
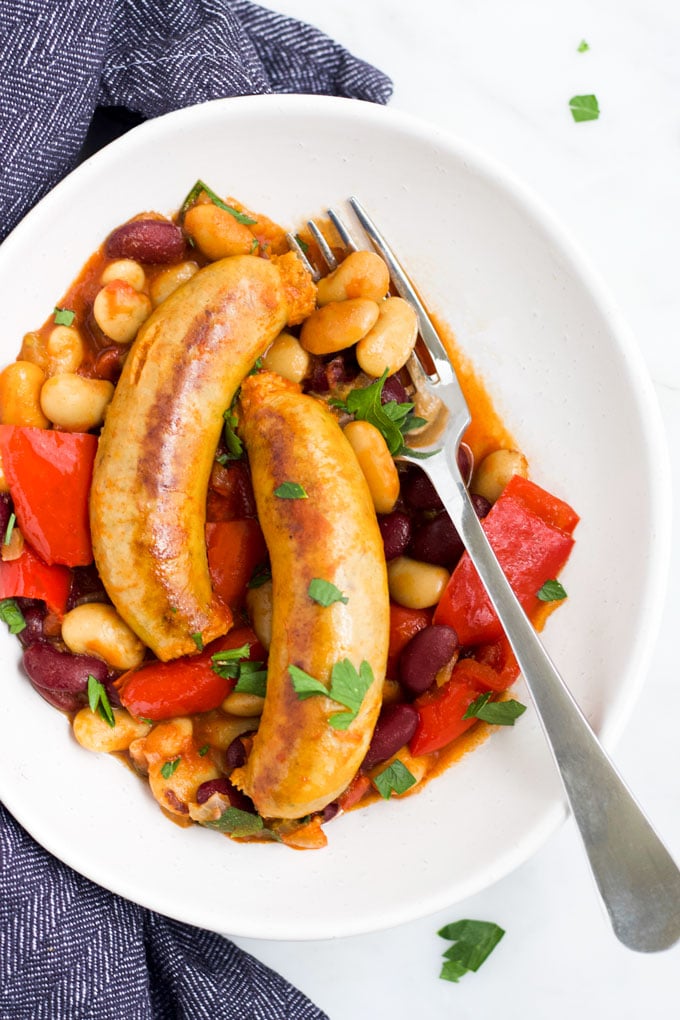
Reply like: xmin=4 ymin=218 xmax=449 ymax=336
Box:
xmin=288 ymin=658 xmax=374 ymax=729
xmin=438 ymin=919 xmax=505 ymax=982
xmin=87 ymin=674 xmax=115 ymax=728
xmin=0 ymin=598 xmax=26 ymax=635
xmin=569 ymin=93 xmax=600 ymax=122
xmin=463 ymin=692 xmax=527 ymax=726
xmin=537 ymin=578 xmax=567 ymax=602
xmin=577 ymin=39 xmax=590 ymax=52
xmin=274 ymin=481 xmax=308 ymax=499
xmin=373 ymin=759 xmax=417 ymax=799
xmin=307 ymin=578 xmax=349 ymax=607
xmin=53 ymin=306 xmax=75 ymax=326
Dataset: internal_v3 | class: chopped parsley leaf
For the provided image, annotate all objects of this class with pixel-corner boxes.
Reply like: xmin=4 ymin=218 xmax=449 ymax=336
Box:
xmin=463 ymin=692 xmax=527 ymax=726
xmin=87 ymin=674 xmax=115 ymax=728
xmin=331 ymin=370 xmax=426 ymax=456
xmin=274 ymin=482 xmax=308 ymax=500
xmin=203 ymin=806 xmax=265 ymax=837
xmin=373 ymin=759 xmax=417 ymax=799
xmin=222 ymin=408 xmax=244 ymax=461
xmin=179 ymin=179 xmax=257 ymax=225
xmin=288 ymin=658 xmax=374 ymax=730
xmin=161 ymin=757 xmax=181 ymax=779
xmin=54 ymin=307 xmax=75 ymax=327
xmin=537 ymin=579 xmax=567 ymax=602
xmin=438 ymin=920 xmax=505 ymax=981
xmin=569 ymin=94 xmax=600 ymax=122
xmin=307 ymin=578 xmax=348 ymax=607
xmin=247 ymin=563 xmax=272 ymax=589
xmin=0 ymin=598 xmax=26 ymax=635
xmin=3 ymin=512 xmax=16 ymax=546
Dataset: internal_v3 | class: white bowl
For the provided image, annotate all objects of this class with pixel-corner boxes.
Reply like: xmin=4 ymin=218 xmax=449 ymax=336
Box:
xmin=0 ymin=94 xmax=670 ymax=940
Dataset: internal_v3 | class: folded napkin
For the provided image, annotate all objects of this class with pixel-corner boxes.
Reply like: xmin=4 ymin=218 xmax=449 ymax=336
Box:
xmin=0 ymin=0 xmax=392 ymax=241
xmin=0 ymin=2 xmax=391 ymax=1016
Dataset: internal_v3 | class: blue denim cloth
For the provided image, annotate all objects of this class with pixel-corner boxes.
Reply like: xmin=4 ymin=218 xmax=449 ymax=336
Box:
xmin=0 ymin=0 xmax=392 ymax=240
xmin=0 ymin=2 xmax=391 ymax=1015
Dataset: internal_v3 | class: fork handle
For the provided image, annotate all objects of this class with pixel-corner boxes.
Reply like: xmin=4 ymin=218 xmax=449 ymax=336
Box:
xmin=423 ymin=453 xmax=680 ymax=952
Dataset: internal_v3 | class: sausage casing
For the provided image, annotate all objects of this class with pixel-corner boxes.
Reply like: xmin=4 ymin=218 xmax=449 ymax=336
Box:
xmin=90 ymin=256 xmax=289 ymax=661
xmin=232 ymin=372 xmax=389 ymax=818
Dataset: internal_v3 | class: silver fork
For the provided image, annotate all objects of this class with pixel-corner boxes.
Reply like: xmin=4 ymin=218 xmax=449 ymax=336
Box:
xmin=290 ymin=199 xmax=680 ymax=954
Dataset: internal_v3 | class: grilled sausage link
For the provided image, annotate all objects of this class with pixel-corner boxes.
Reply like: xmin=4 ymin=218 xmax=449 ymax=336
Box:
xmin=231 ymin=372 xmax=389 ymax=818
xmin=90 ymin=256 xmax=289 ymax=661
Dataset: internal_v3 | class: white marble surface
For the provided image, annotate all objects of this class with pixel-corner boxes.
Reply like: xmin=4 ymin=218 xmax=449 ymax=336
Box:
xmin=232 ymin=1 xmax=680 ymax=1016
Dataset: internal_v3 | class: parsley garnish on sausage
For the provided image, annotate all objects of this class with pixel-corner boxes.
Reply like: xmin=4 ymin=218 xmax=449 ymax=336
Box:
xmin=307 ymin=578 xmax=348 ymax=607
xmin=274 ymin=482 xmax=308 ymax=499
xmin=288 ymin=659 xmax=374 ymax=730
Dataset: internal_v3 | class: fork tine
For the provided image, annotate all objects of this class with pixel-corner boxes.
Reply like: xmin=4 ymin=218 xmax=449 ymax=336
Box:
xmin=306 ymin=220 xmax=338 ymax=271
xmin=327 ymin=208 xmax=358 ymax=252
xmin=348 ymin=197 xmax=455 ymax=386
xmin=285 ymin=231 xmax=319 ymax=282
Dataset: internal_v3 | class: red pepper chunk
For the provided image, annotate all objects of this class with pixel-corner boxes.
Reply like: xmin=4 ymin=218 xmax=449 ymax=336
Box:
xmin=206 ymin=519 xmax=267 ymax=610
xmin=409 ymin=662 xmax=482 ymax=756
xmin=117 ymin=626 xmax=264 ymax=721
xmin=0 ymin=544 xmax=71 ymax=617
xmin=386 ymin=602 xmax=432 ymax=678
xmin=433 ymin=476 xmax=578 ymax=646
xmin=0 ymin=425 xmax=97 ymax=567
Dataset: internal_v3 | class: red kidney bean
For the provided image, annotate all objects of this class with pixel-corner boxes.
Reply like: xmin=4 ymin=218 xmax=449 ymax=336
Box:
xmin=225 ymin=733 xmax=253 ymax=769
xmin=307 ymin=351 xmax=359 ymax=394
xmin=409 ymin=512 xmax=464 ymax=568
xmin=23 ymin=642 xmax=108 ymax=695
xmin=362 ymin=703 xmax=419 ymax=771
xmin=31 ymin=685 xmax=86 ymax=713
xmin=93 ymin=346 xmax=126 ymax=383
xmin=0 ymin=492 xmax=13 ymax=537
xmin=322 ymin=802 xmax=340 ymax=823
xmin=17 ymin=605 xmax=47 ymax=648
xmin=470 ymin=493 xmax=491 ymax=519
xmin=457 ymin=443 xmax=474 ymax=485
xmin=399 ymin=624 xmax=459 ymax=696
xmin=378 ymin=510 xmax=412 ymax=561
xmin=196 ymin=777 xmax=253 ymax=812
xmin=105 ymin=219 xmax=185 ymax=264
xmin=401 ymin=465 xmax=443 ymax=511
xmin=381 ymin=374 xmax=409 ymax=405
xmin=67 ymin=564 xmax=109 ymax=612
